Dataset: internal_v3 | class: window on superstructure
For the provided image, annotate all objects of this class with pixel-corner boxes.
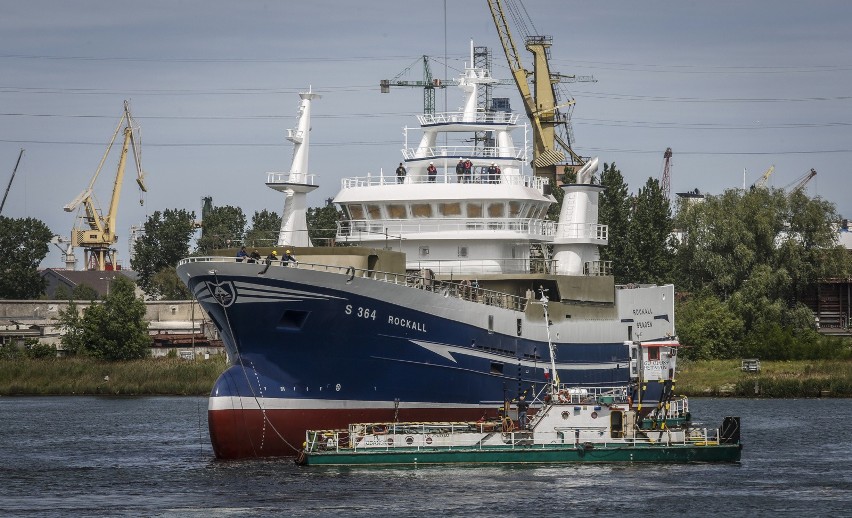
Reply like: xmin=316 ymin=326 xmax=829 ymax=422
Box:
xmin=458 ymin=246 xmax=468 ymax=258
xmin=348 ymin=204 xmax=365 ymax=220
xmin=488 ymin=202 xmax=505 ymax=218
xmin=366 ymin=204 xmax=381 ymax=219
xmin=466 ymin=203 xmax=483 ymax=218
xmin=411 ymin=203 xmax=433 ymax=218
xmin=419 ymin=246 xmax=429 ymax=257
xmin=387 ymin=204 xmax=407 ymax=219
xmin=439 ymin=202 xmax=462 ymax=217
xmin=648 ymin=347 xmax=660 ymax=361
xmin=508 ymin=201 xmax=522 ymax=217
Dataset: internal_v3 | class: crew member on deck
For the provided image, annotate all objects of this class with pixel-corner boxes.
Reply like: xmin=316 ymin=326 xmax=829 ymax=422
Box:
xmin=456 ymin=158 xmax=465 ymax=183
xmin=396 ymin=162 xmax=407 ymax=184
xmin=427 ymin=162 xmax=437 ymax=182
xmin=516 ymin=394 xmax=530 ymax=429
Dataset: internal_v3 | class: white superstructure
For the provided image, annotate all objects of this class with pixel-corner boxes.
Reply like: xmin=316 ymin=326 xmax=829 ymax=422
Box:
xmin=333 ymin=45 xmax=608 ymax=278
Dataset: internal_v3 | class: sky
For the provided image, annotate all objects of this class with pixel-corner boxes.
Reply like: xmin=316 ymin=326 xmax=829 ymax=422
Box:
xmin=2 ymin=0 xmax=851 ymax=269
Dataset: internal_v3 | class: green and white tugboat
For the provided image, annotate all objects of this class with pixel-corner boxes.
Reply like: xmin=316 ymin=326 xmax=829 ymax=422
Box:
xmin=295 ymin=291 xmax=742 ymax=466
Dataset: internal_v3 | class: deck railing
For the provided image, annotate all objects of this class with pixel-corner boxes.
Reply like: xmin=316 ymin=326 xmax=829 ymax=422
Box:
xmin=340 ymin=172 xmax=547 ymax=189
xmin=178 ymin=256 xmax=529 ymax=312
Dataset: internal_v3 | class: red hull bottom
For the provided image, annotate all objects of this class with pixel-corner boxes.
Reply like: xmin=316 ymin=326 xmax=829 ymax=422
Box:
xmin=208 ymin=406 xmax=502 ymax=459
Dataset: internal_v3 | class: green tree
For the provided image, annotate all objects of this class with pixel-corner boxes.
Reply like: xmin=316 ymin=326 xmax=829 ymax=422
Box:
xmin=81 ymin=276 xmax=150 ymax=360
xmin=244 ymin=209 xmax=281 ymax=248
xmin=131 ymin=209 xmax=196 ymax=298
xmin=150 ymin=266 xmax=190 ymax=300
xmin=196 ymin=205 xmax=246 ymax=253
xmin=72 ymin=283 xmax=100 ymax=301
xmin=598 ymin=163 xmax=631 ymax=283
xmin=307 ymin=202 xmax=343 ymax=246
xmin=58 ymin=300 xmax=85 ymax=355
xmin=54 ymin=284 xmax=71 ymax=300
xmin=0 ymin=216 xmax=53 ymax=299
xmin=624 ymin=178 xmax=672 ymax=284
xmin=676 ymin=293 xmax=745 ymax=360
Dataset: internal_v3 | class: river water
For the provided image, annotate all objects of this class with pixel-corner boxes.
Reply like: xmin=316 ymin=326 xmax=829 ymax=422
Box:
xmin=1 ymin=397 xmax=849 ymax=516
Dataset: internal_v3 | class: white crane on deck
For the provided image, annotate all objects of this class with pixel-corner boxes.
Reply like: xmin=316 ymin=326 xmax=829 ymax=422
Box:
xmin=64 ymin=101 xmax=147 ymax=271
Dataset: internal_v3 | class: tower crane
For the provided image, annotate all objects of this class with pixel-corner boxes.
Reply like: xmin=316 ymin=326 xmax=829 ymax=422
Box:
xmin=660 ymin=147 xmax=673 ymax=201
xmin=63 ymin=100 xmax=147 ymax=271
xmin=487 ymin=0 xmax=596 ymax=183
xmin=381 ymin=55 xmax=452 ymax=115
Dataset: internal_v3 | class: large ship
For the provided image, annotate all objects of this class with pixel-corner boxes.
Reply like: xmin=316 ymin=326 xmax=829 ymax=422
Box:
xmin=177 ymin=46 xmax=679 ymax=459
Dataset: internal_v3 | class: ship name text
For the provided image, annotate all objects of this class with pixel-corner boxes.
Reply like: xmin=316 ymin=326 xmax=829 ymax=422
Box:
xmin=388 ymin=315 xmax=427 ymax=332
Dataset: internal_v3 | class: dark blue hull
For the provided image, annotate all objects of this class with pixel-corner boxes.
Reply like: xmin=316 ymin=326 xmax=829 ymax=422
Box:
xmin=181 ymin=262 xmax=674 ymax=458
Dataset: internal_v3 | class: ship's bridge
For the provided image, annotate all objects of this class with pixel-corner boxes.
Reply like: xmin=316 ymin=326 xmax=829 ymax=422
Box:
xmin=416 ymin=110 xmax=521 ymax=128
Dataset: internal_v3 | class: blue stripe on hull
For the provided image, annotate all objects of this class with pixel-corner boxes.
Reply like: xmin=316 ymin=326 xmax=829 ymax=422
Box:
xmin=194 ymin=274 xmax=633 ymax=405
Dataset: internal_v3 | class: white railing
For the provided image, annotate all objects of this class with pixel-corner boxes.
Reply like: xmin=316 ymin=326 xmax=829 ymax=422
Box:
xmin=417 ymin=111 xmax=521 ymax=126
xmin=338 ymin=218 xmax=556 ymax=238
xmin=584 ymin=260 xmax=612 ymax=276
xmin=401 ymin=145 xmax=525 ymax=161
xmin=179 ymin=256 xmax=529 ymax=312
xmin=340 ymin=173 xmax=548 ymax=190
xmin=555 ymin=223 xmax=608 ymax=241
xmin=266 ymin=172 xmax=318 ymax=185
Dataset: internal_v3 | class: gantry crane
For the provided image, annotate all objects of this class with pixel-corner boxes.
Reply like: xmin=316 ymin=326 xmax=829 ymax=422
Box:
xmin=487 ymin=0 xmax=596 ymax=183
xmin=64 ymin=100 xmax=147 ymax=271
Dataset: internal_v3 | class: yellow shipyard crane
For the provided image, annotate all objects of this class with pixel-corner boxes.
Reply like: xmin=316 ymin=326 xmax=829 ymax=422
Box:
xmin=64 ymin=100 xmax=147 ymax=271
xmin=486 ymin=0 xmax=593 ymax=183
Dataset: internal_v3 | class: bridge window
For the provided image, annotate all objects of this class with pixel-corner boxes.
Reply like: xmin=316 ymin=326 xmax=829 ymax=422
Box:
xmin=509 ymin=201 xmax=522 ymax=217
xmin=347 ymin=204 xmax=364 ymax=219
xmin=366 ymin=204 xmax=381 ymax=219
xmin=487 ymin=202 xmax=505 ymax=218
xmin=466 ymin=203 xmax=483 ymax=218
xmin=439 ymin=202 xmax=462 ymax=216
xmin=411 ymin=203 xmax=433 ymax=218
xmin=387 ymin=204 xmax=407 ymax=219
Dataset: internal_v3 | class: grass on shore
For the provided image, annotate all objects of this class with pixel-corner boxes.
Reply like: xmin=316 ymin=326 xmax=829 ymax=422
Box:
xmin=675 ymin=359 xmax=852 ymax=397
xmin=2 ymin=356 xmax=851 ymax=397
xmin=0 ymin=355 xmax=227 ymax=396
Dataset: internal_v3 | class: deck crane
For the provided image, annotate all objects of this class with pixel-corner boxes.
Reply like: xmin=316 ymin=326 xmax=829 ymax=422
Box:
xmin=63 ymin=100 xmax=147 ymax=271
xmin=751 ymin=165 xmax=775 ymax=189
xmin=487 ymin=0 xmax=596 ymax=183
xmin=786 ymin=168 xmax=817 ymax=194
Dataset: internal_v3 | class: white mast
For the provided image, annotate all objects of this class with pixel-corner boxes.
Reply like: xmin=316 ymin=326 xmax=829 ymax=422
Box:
xmin=266 ymin=87 xmax=321 ymax=248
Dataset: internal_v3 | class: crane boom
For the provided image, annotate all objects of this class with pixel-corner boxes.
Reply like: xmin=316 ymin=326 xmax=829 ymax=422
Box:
xmin=752 ymin=165 xmax=775 ymax=189
xmin=0 ymin=148 xmax=24 ymax=215
xmin=486 ymin=0 xmax=588 ymax=182
xmin=66 ymin=100 xmax=146 ymax=271
xmin=789 ymin=168 xmax=817 ymax=194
